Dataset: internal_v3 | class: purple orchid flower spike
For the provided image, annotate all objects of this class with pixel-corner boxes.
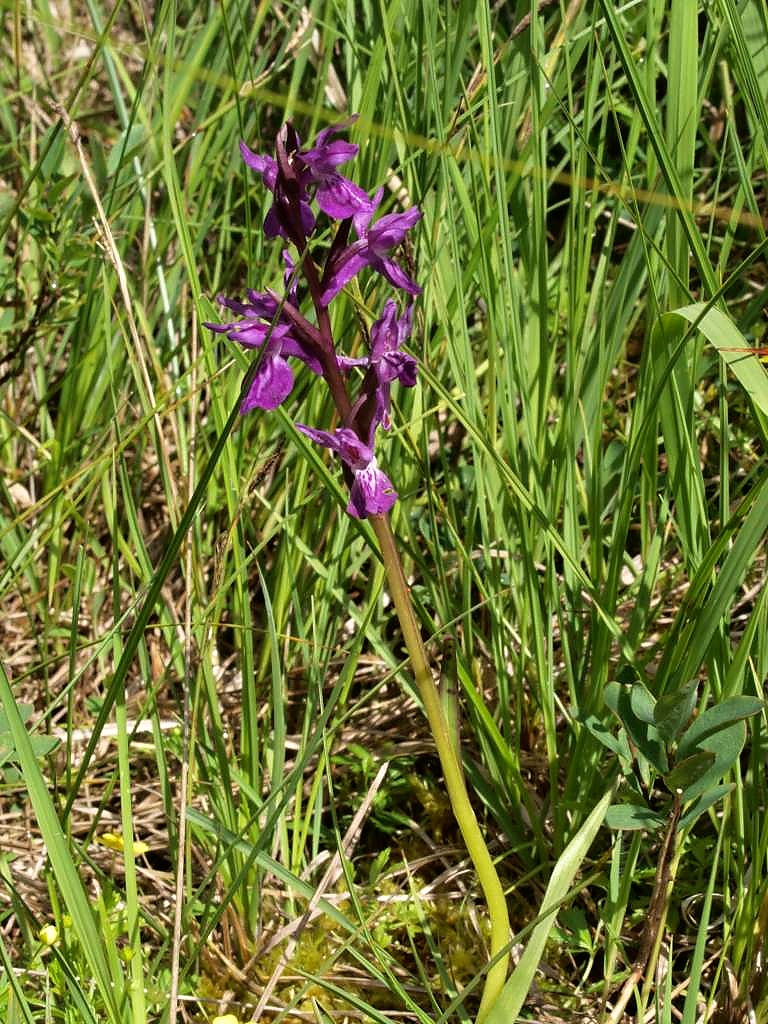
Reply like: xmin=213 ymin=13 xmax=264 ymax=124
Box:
xmin=320 ymin=188 xmax=421 ymax=306
xmin=207 ymin=116 xmax=421 ymax=518
xmin=330 ymin=300 xmax=417 ymax=441
xmin=296 ymin=424 xmax=398 ymax=518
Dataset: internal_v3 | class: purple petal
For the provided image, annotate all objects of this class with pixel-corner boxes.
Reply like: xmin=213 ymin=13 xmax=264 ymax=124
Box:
xmin=320 ymin=246 xmax=371 ymax=306
xmin=239 ymin=142 xmax=277 ymax=189
xmin=371 ymin=382 xmax=392 ymax=433
xmin=282 ymin=250 xmax=297 ymax=297
xmin=316 ymin=176 xmax=373 ymax=222
xmin=298 ymin=200 xmax=316 ymax=237
xmin=296 ymin=423 xmax=397 ymax=518
xmin=203 ymin=319 xmax=236 ymax=335
xmin=371 ymin=254 xmax=422 ymax=296
xmin=310 ymin=116 xmax=359 ymax=147
xmin=331 ymin=428 xmax=374 ymax=469
xmin=368 ymin=207 xmax=421 ymax=251
xmin=303 ymin=139 xmax=359 ymax=172
xmin=348 ymin=460 xmax=397 ymax=518
xmin=309 ymin=125 xmax=340 ymax=150
xmin=295 ymin=423 xmax=339 ymax=454
xmin=354 ymin=186 xmax=384 ymax=236
xmin=241 ymin=354 xmax=294 ymax=411
xmin=243 ymin=290 xmax=280 ymax=318
xmin=399 ymin=303 xmax=414 ymax=340
xmin=369 ymin=301 xmax=417 ymax=383
xmin=336 ymin=354 xmax=370 ymax=371
xmin=380 ymin=350 xmax=418 ymax=386
xmin=227 ymin=322 xmax=278 ymax=347
xmin=262 ymin=196 xmax=315 ymax=241
xmin=216 ymin=295 xmax=252 ymax=316
xmin=296 ymin=425 xmax=373 ymax=469
xmin=281 ymin=336 xmax=324 ymax=375
xmin=370 ymin=299 xmax=398 ymax=354
xmin=263 ymin=205 xmax=284 ymax=239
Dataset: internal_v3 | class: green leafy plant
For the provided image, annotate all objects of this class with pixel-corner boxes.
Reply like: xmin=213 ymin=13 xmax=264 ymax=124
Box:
xmin=599 ymin=675 xmax=762 ymax=830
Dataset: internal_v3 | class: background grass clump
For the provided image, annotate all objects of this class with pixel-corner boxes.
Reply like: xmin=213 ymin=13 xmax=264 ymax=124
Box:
xmin=2 ymin=1 xmax=768 ymax=1021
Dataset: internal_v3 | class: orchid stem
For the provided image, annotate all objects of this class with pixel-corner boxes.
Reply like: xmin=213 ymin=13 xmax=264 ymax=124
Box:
xmin=370 ymin=513 xmax=510 ymax=1022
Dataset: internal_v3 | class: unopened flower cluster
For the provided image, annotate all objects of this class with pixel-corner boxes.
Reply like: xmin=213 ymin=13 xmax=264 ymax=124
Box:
xmin=205 ymin=117 xmax=420 ymax=518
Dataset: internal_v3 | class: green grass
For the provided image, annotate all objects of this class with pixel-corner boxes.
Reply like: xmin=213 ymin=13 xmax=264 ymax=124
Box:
xmin=2 ymin=0 xmax=768 ymax=1021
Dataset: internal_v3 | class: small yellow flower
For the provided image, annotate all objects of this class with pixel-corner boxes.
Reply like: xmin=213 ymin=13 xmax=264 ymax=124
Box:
xmin=97 ymin=832 xmax=149 ymax=856
xmin=38 ymin=924 xmax=59 ymax=946
xmin=212 ymin=1015 xmax=241 ymax=1024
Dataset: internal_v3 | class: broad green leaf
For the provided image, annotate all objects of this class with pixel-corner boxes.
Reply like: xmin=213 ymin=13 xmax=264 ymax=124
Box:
xmin=581 ymin=714 xmax=632 ymax=765
xmin=557 ymin=907 xmax=592 ymax=951
xmin=0 ymin=730 xmax=59 ymax=764
xmin=0 ymin=703 xmax=60 ymax=764
xmin=654 ymin=680 xmax=698 ymax=742
xmin=605 ymin=682 xmax=668 ymax=774
xmin=664 ymin=751 xmax=716 ymax=795
xmin=678 ymin=785 xmax=735 ymax=832
xmin=679 ymin=720 xmax=747 ymax=804
xmin=605 ymin=805 xmax=666 ymax=832
xmin=677 ymin=696 xmax=763 ymax=759
xmin=629 ymin=682 xmax=657 ymax=725
xmin=0 ymin=704 xmax=59 ymax=765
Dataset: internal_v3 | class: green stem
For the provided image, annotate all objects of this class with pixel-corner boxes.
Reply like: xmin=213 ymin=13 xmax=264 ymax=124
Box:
xmin=369 ymin=514 xmax=510 ymax=1022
